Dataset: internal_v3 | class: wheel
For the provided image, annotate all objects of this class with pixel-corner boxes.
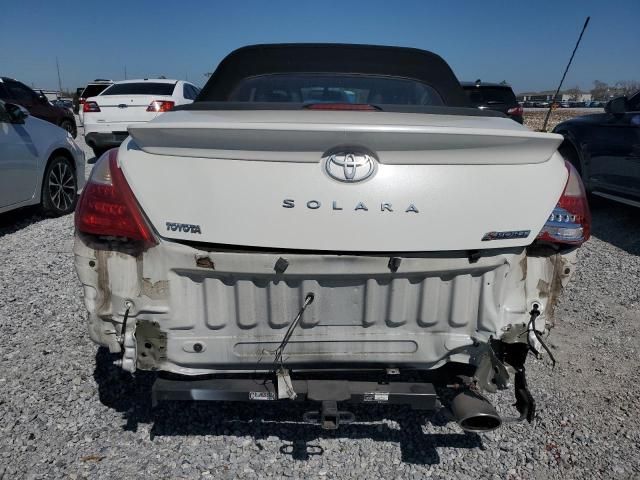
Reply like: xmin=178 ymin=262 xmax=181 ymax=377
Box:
xmin=59 ymin=119 xmax=77 ymax=138
xmin=41 ymin=156 xmax=78 ymax=216
xmin=558 ymin=138 xmax=603 ymax=208
xmin=558 ymin=140 xmax=582 ymax=176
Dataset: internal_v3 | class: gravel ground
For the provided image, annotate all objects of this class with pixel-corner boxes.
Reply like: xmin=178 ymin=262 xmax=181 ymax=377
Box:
xmin=1 ymin=114 xmax=639 ymax=479
xmin=522 ymin=108 xmax=604 ymax=132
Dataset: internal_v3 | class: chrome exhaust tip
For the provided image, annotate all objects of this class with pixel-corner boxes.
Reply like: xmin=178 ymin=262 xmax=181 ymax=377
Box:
xmin=451 ymin=390 xmax=502 ymax=433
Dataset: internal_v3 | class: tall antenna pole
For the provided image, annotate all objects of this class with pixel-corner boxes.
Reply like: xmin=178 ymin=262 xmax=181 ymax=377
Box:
xmin=124 ymin=65 xmax=127 ymax=80
xmin=56 ymin=57 xmax=63 ymax=94
xmin=541 ymin=16 xmax=590 ymax=132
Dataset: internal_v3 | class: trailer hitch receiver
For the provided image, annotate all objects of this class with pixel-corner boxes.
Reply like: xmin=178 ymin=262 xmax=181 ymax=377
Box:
xmin=303 ymin=400 xmax=355 ymax=430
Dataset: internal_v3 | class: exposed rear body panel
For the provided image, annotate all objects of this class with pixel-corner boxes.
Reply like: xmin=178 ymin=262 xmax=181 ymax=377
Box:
xmin=74 ymin=237 xmax=574 ymax=376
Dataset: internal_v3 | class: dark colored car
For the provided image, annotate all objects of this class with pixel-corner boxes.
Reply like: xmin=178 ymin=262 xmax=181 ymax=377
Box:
xmin=0 ymin=77 xmax=77 ymax=137
xmin=554 ymin=91 xmax=640 ymax=207
xmin=73 ymin=87 xmax=84 ymax=114
xmin=52 ymin=99 xmax=73 ymax=112
xmin=462 ymin=81 xmax=523 ymax=123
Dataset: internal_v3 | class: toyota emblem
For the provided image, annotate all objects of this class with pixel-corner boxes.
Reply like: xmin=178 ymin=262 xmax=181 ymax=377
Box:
xmin=323 ymin=152 xmax=377 ymax=183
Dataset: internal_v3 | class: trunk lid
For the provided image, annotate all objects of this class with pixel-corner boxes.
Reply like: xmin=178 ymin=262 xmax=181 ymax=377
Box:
xmin=121 ymin=110 xmax=567 ymax=252
xmin=92 ymin=94 xmax=169 ymax=123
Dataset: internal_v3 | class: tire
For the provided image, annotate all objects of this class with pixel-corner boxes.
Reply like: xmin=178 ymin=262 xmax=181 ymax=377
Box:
xmin=558 ymin=141 xmax=582 ymax=176
xmin=92 ymin=147 xmax=108 ymax=159
xmin=41 ymin=155 xmax=78 ymax=216
xmin=59 ymin=118 xmax=77 ymax=138
xmin=558 ymin=138 xmax=603 ymax=207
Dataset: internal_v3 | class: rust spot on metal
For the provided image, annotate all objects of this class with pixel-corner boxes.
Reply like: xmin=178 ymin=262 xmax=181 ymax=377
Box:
xmin=95 ymin=250 xmax=112 ymax=313
xmin=195 ymin=255 xmax=215 ymax=269
xmin=536 ymin=254 xmax=567 ymax=326
xmin=142 ymin=278 xmax=169 ymax=299
xmin=536 ymin=279 xmax=550 ymax=298
xmin=135 ymin=320 xmax=167 ymax=370
xmin=519 ymin=255 xmax=528 ymax=281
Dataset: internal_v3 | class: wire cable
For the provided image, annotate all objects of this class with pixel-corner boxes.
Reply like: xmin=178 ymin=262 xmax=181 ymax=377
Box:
xmin=271 ymin=293 xmax=315 ymax=372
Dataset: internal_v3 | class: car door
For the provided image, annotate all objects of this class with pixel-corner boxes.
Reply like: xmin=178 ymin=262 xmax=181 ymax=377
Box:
xmin=587 ymin=94 xmax=640 ymax=198
xmin=4 ymin=80 xmax=56 ymax=124
xmin=0 ymin=102 xmax=40 ymax=208
xmin=628 ymin=94 xmax=640 ymax=198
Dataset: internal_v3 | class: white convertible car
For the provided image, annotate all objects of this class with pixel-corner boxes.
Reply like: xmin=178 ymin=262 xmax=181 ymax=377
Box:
xmin=73 ymin=44 xmax=590 ymax=432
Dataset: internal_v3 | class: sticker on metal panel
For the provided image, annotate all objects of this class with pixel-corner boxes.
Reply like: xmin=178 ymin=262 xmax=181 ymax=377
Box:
xmin=249 ymin=391 xmax=276 ymax=401
xmin=364 ymin=392 xmax=389 ymax=402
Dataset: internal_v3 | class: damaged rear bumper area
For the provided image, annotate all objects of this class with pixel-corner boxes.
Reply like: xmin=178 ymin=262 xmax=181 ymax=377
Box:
xmin=74 ymin=235 xmax=576 ymax=430
xmin=152 ymin=371 xmax=505 ymax=432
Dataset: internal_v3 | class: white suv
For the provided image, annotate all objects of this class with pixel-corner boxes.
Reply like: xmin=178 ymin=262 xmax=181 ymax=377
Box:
xmin=82 ymin=79 xmax=199 ymax=157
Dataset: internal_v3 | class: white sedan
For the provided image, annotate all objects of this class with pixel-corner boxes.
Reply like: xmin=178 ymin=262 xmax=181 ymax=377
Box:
xmin=0 ymin=100 xmax=85 ymax=216
xmin=82 ymin=78 xmax=199 ymax=157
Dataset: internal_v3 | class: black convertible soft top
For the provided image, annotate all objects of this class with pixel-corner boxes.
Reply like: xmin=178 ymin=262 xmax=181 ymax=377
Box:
xmin=195 ymin=43 xmax=471 ymax=108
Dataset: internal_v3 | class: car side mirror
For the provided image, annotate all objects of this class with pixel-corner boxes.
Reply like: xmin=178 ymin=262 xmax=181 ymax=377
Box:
xmin=605 ymin=96 xmax=627 ymax=116
xmin=4 ymin=103 xmax=30 ymax=124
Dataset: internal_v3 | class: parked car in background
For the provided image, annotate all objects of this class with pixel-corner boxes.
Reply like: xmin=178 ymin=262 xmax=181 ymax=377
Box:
xmin=586 ymin=100 xmax=604 ymax=108
xmin=0 ymin=77 xmax=77 ymax=137
xmin=0 ymin=99 xmax=85 ymax=215
xmin=74 ymin=44 xmax=589 ymax=434
xmin=76 ymin=79 xmax=114 ymax=124
xmin=462 ymin=81 xmax=523 ymax=123
xmin=554 ymin=90 xmax=640 ymax=207
xmin=82 ymin=78 xmax=199 ymax=157
xmin=73 ymin=87 xmax=84 ymax=114
xmin=52 ymin=99 xmax=74 ymax=112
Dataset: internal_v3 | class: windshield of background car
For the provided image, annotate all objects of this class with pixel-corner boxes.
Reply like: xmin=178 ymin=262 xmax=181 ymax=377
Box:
xmin=465 ymin=87 xmax=516 ymax=106
xmin=81 ymin=84 xmax=111 ymax=98
xmin=100 ymin=82 xmax=176 ymax=96
xmin=228 ymin=74 xmax=445 ymax=106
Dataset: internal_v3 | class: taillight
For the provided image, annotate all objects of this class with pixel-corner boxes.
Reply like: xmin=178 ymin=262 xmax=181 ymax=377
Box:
xmin=83 ymin=101 xmax=100 ymax=112
xmin=147 ymin=100 xmax=175 ymax=112
xmin=537 ymin=161 xmax=591 ymax=245
xmin=75 ymin=149 xmax=157 ymax=247
xmin=79 ymin=98 xmax=86 ymax=104
xmin=507 ymin=105 xmax=523 ymax=116
xmin=304 ymin=103 xmax=379 ymax=111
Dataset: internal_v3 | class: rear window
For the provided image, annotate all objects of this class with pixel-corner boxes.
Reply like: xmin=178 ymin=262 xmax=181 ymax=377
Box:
xmin=81 ymin=84 xmax=111 ymax=98
xmin=229 ymin=74 xmax=444 ymax=106
xmin=464 ymin=86 xmax=516 ymax=106
xmin=101 ymin=82 xmax=176 ymax=96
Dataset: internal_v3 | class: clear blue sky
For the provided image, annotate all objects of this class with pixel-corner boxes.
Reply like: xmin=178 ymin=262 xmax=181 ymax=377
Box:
xmin=1 ymin=0 xmax=638 ymax=94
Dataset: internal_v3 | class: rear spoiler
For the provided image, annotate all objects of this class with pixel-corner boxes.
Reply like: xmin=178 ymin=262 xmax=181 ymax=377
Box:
xmin=127 ymin=110 xmax=563 ymax=165
xmin=174 ymin=101 xmax=505 ymax=117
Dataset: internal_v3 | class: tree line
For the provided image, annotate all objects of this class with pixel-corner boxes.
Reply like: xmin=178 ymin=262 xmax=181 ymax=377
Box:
xmin=588 ymin=80 xmax=639 ymax=101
